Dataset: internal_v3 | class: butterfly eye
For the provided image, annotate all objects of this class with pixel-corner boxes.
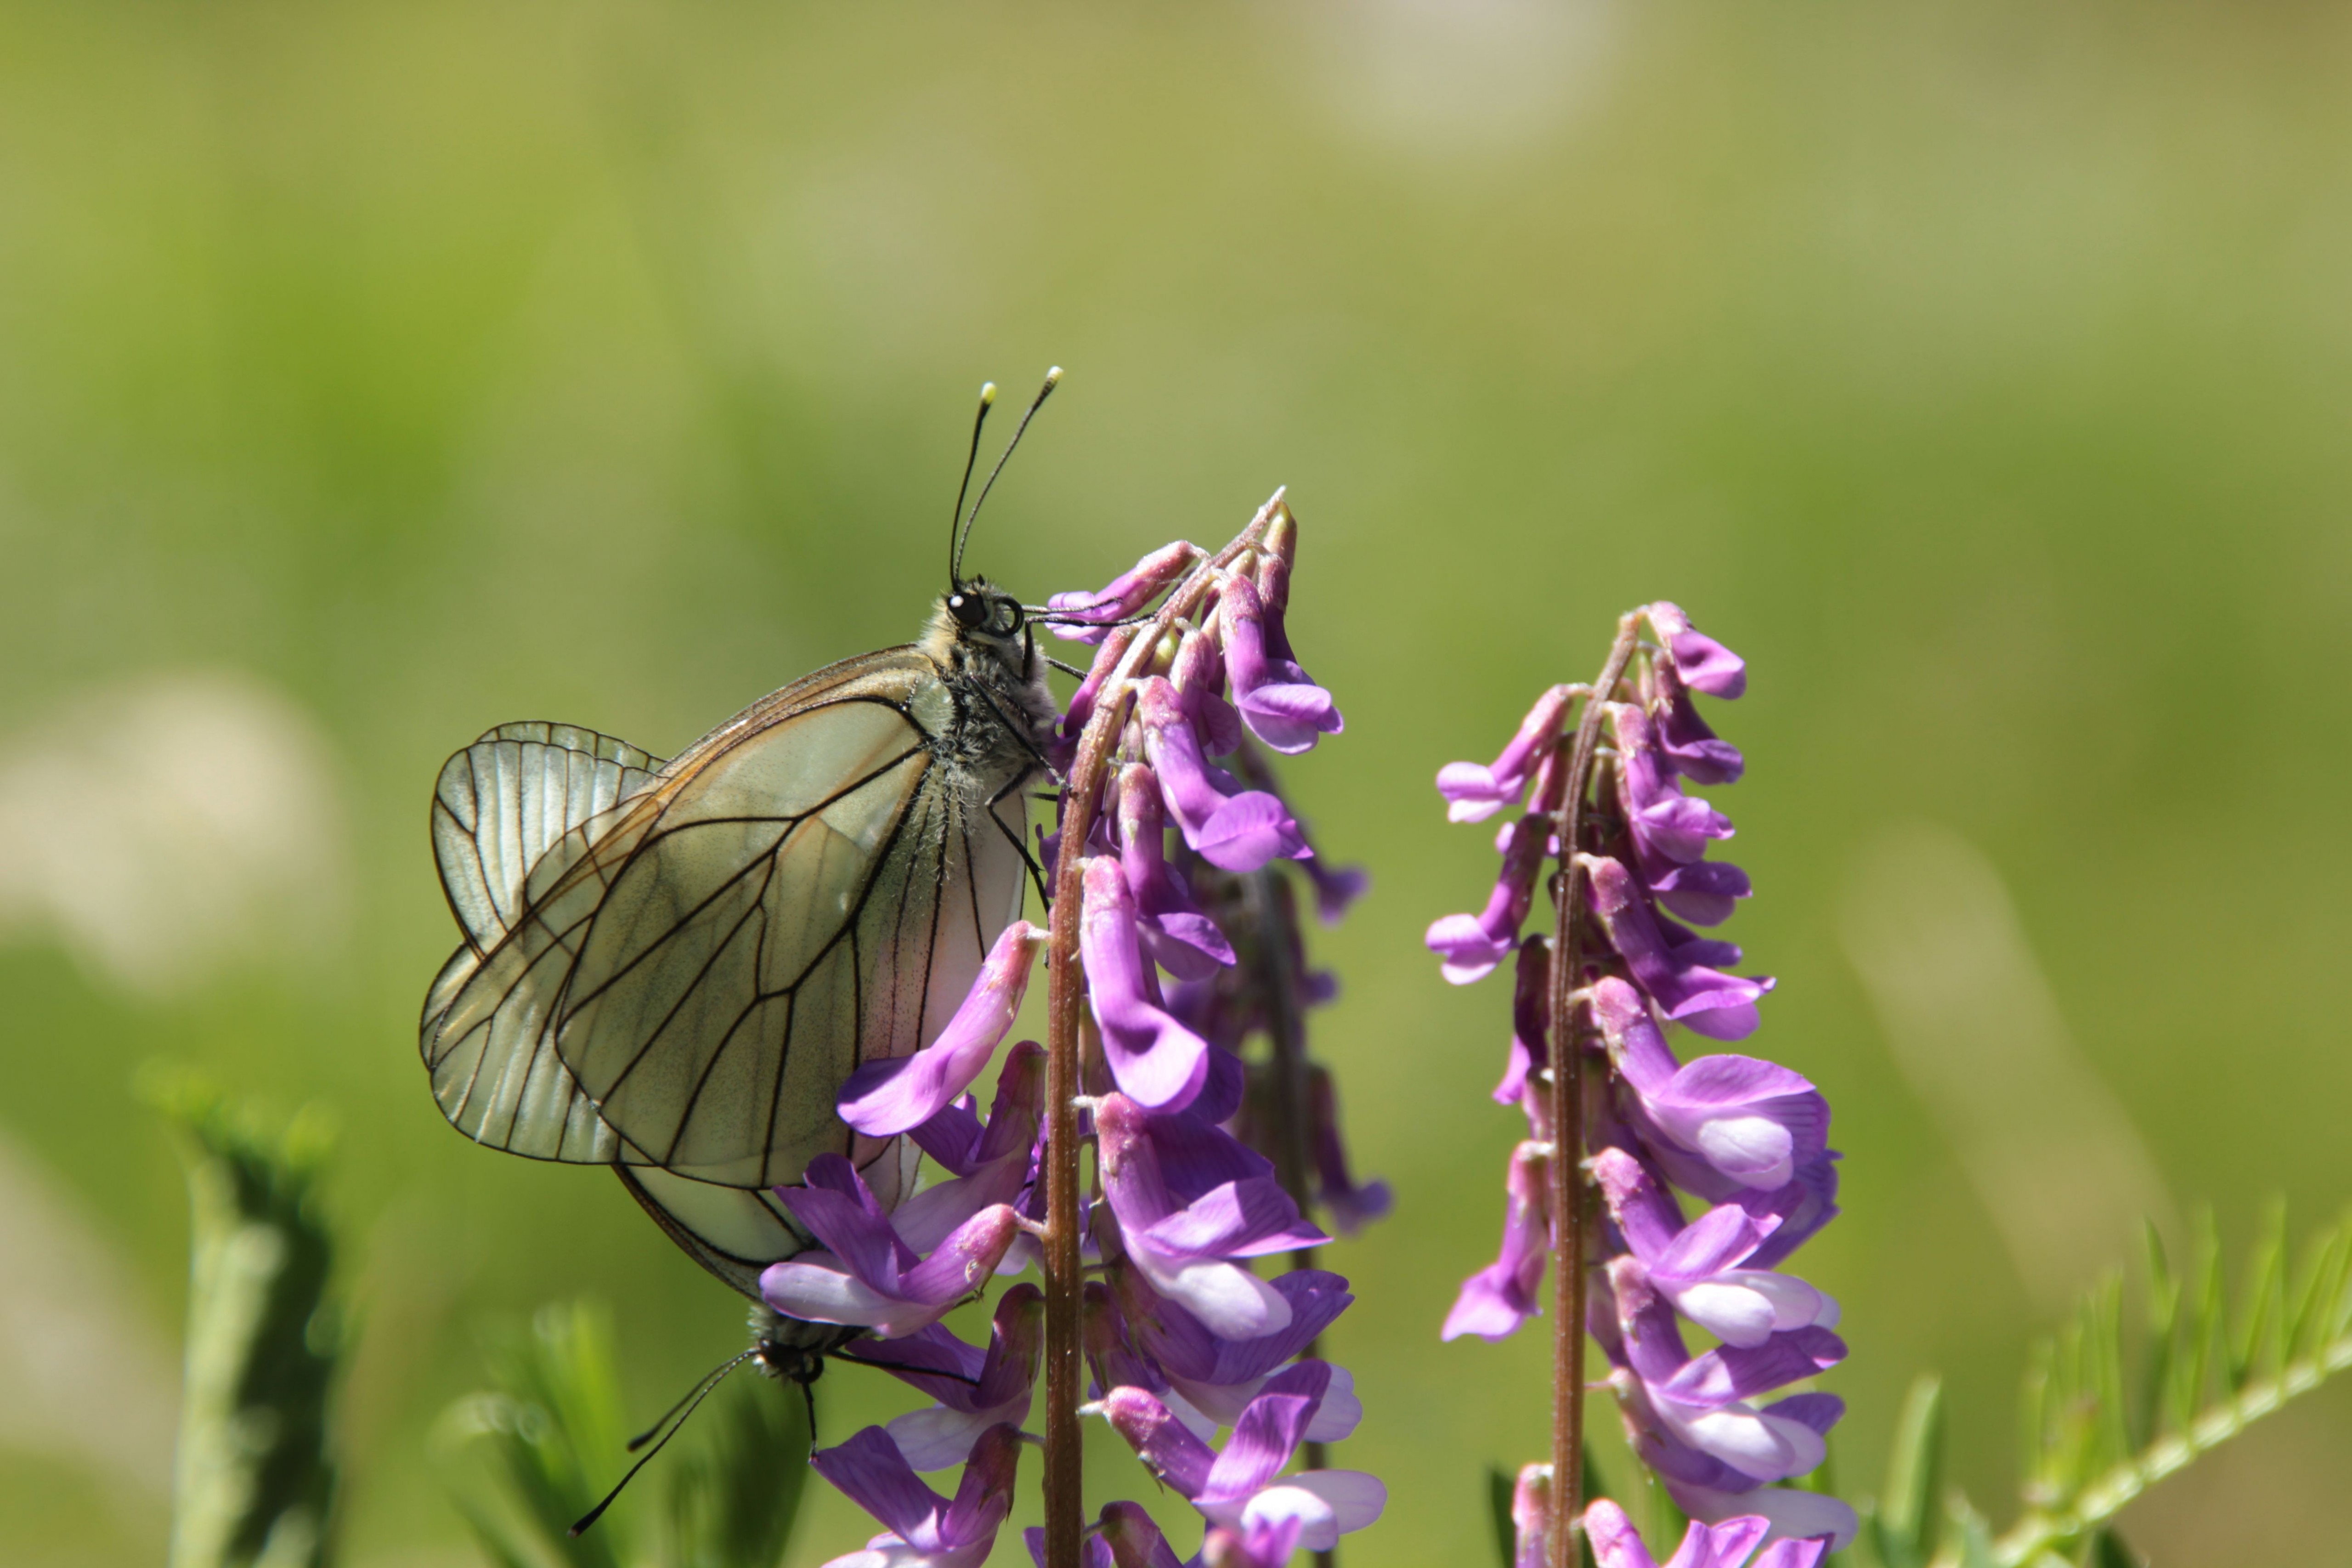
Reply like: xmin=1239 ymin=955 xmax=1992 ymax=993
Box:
xmin=948 ymin=592 xmax=987 ymax=629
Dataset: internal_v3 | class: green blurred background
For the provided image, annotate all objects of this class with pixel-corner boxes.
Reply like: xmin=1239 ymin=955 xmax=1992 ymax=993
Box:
xmin=3 ymin=2 xmax=2349 ymax=1562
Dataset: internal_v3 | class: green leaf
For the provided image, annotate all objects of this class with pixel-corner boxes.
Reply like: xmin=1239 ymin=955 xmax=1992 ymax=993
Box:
xmin=661 ymin=1375 xmax=808 ymax=1568
xmin=1487 ymin=1465 xmax=1515 ymax=1568
xmin=1871 ymin=1375 xmax=1945 ymax=1568
xmin=434 ymin=1302 xmax=632 ymax=1568
xmin=148 ymin=1067 xmax=341 ymax=1568
xmin=1990 ymin=1200 xmax=2352 ymax=1565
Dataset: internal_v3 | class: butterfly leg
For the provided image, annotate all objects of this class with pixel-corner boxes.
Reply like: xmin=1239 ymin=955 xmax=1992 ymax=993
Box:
xmin=988 ymin=773 xmax=1054 ymax=910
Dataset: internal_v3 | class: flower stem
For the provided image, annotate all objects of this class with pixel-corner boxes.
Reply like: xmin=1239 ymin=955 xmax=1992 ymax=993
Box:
xmin=1541 ymin=612 xmax=1640 ymax=1568
xmin=1039 ymin=500 xmax=1285 ymax=1568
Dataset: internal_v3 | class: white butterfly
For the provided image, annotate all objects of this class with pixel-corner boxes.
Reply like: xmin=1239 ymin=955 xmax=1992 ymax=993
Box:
xmin=419 ymin=378 xmax=1065 ymax=1320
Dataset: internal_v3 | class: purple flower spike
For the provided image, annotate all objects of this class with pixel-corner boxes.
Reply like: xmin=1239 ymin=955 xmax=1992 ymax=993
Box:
xmin=1584 ymin=1498 xmax=1828 ymax=1568
xmin=1118 ymin=765 xmax=1237 ymax=982
xmin=1097 ymin=1095 xmax=1327 ymax=1339
xmin=1585 ymin=857 xmax=1773 ymax=1040
xmin=1426 ymin=810 xmax=1552 ymax=985
xmin=842 ymin=1285 xmax=1046 ymax=1471
xmin=1220 ymin=575 xmax=1344 ymax=754
xmin=1082 ymin=856 xmax=1212 ymax=1109
xmin=838 ymin=920 xmax=1045 ymax=1135
xmin=1048 ymin=541 xmax=1199 ymax=641
xmin=811 ymin=1421 xmax=1023 ymax=1568
xmin=761 ymin=1155 xmax=1019 ymax=1338
xmin=1591 ymin=979 xmax=1824 ymax=1192
xmin=1442 ymin=1141 xmax=1550 ymax=1342
xmin=1436 ymin=684 xmax=1574 ymax=823
xmin=1137 ymin=679 xmax=1310 ymax=872
xmin=1645 ymin=603 xmax=1747 ymax=700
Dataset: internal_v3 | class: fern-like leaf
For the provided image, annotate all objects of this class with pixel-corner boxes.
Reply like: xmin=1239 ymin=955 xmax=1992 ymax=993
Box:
xmin=1988 ymin=1202 xmax=2352 ymax=1565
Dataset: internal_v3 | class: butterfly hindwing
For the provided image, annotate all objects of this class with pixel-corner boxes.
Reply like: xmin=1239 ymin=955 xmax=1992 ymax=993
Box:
xmin=421 ymin=721 xmax=666 ymax=1161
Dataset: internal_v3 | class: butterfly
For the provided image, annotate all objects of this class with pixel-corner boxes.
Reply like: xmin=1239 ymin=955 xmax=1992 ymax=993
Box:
xmin=419 ymin=373 xmax=1077 ymax=1374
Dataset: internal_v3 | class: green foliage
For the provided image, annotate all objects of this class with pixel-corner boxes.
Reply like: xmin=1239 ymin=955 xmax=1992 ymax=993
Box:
xmin=147 ymin=1067 xmax=343 ymax=1568
xmin=435 ymin=1301 xmax=808 ymax=1568
xmin=1849 ymin=1203 xmax=2352 ymax=1567
xmin=1487 ymin=1464 xmax=1515 ymax=1568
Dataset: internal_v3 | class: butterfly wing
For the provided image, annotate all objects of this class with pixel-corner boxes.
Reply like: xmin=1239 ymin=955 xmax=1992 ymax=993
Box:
xmin=421 ymin=722 xmax=665 ymax=1160
xmin=550 ymin=651 xmax=1030 ymax=1189
xmin=421 ymin=648 xmax=1031 ymax=1199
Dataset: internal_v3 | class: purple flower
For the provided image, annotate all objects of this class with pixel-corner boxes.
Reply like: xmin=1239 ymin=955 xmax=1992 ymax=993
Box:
xmin=1137 ymin=679 xmax=1310 ymax=872
xmin=1584 ymin=856 xmax=1773 ymax=1040
xmin=810 ymin=1421 xmax=1023 ymax=1568
xmin=841 ymin=1285 xmax=1046 ymax=1471
xmin=1302 ymin=854 xmax=1368 ymax=925
xmin=1493 ymin=940 xmax=1549 ymax=1106
xmin=1171 ymin=627 xmax=1246 ymax=758
xmin=1199 ymin=1518 xmax=1306 ymax=1568
xmin=1604 ymin=1257 xmax=1845 ymax=1485
xmin=1436 ymin=684 xmax=1574 ymax=823
xmin=1442 ymin=1141 xmax=1550 ymax=1343
xmin=1120 ymin=1266 xmax=1360 ymax=1438
xmin=1219 ymin=575 xmax=1343 ymax=755
xmin=1097 ymin=1364 xmax=1386 ymax=1552
xmin=1118 ymin=765 xmax=1237 ymax=982
xmin=1591 ymin=979 xmax=1824 ymax=1192
xmin=1083 ymin=856 xmax=1213 ymax=1109
xmin=1583 ymin=1500 xmax=1828 ymax=1568
xmin=1612 ymin=704 xmax=1734 ymax=866
xmin=838 ymin=920 xmax=1044 ymax=1135
xmin=1023 ymin=1503 xmax=1187 ymax=1568
xmin=1096 ymin=1095 xmax=1326 ymax=1339
xmin=1506 ymin=1463 xmax=1552 ymax=1568
xmin=1593 ymin=1148 xmax=1837 ymax=1349
xmin=1644 ymin=602 xmax=1747 ymax=700
xmin=1650 ymin=658 xmax=1743 ymax=786
xmin=1425 ymin=811 xmax=1553 ymax=985
xmin=1049 ymin=541 xmax=1201 ymax=641
xmin=760 ymin=1155 xmax=1020 ymax=1338
xmin=1668 ymin=1486 xmax=1854 ymax=1555
xmin=1307 ymin=1065 xmax=1391 ymax=1237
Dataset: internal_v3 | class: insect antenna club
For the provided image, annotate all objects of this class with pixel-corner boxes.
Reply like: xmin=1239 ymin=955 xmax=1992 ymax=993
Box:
xmin=417 ymin=368 xmax=1388 ymax=1566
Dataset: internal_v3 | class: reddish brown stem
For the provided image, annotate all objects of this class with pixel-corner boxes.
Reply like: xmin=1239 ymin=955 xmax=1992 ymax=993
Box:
xmin=1039 ymin=502 xmax=1284 ymax=1568
xmin=1541 ymin=614 xmax=1640 ymax=1568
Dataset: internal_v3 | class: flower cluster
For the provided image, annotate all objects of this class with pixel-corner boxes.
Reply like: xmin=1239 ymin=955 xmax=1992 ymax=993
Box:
xmin=771 ymin=502 xmax=1385 ymax=1568
xmin=1427 ymin=605 xmax=1853 ymax=1557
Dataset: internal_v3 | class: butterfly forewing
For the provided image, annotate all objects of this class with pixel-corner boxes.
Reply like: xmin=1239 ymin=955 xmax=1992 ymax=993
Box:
xmin=554 ymin=669 xmax=1019 ymax=1188
xmin=422 ymin=648 xmax=1030 ymax=1199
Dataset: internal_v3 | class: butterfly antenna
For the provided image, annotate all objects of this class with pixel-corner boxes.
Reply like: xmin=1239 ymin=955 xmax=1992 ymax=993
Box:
xmin=568 ymin=1348 xmax=757 ymax=1537
xmin=948 ymin=381 xmax=999 ymax=589
xmin=954 ymin=366 xmax=1062 ymax=582
xmin=627 ymin=1346 xmax=759 ymax=1451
